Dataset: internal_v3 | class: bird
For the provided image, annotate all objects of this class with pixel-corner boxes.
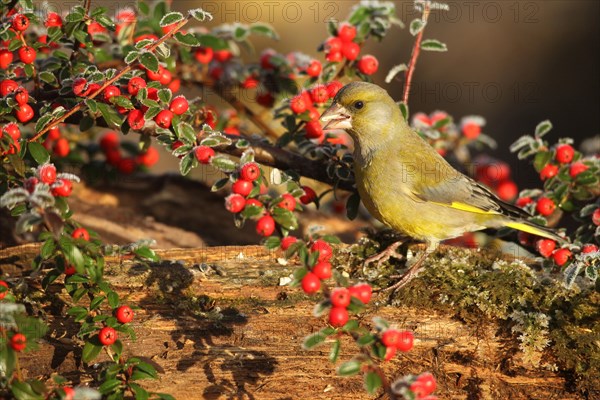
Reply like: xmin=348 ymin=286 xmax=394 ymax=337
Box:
xmin=320 ymin=82 xmax=564 ymax=290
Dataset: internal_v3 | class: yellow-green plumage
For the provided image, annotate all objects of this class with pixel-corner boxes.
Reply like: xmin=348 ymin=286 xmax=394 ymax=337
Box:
xmin=321 ymin=82 xmax=562 ymax=250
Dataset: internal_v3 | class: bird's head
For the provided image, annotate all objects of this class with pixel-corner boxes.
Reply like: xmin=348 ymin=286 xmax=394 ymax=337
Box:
xmin=320 ymin=82 xmax=402 ymax=147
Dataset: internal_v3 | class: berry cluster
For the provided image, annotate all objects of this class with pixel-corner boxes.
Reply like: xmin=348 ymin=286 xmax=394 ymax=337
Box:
xmin=98 ymin=305 xmax=135 ymax=346
xmin=473 ymin=156 xmax=518 ymax=202
xmin=321 ymin=22 xmax=379 ymax=76
xmin=300 ymin=239 xmax=334 ymax=294
xmin=289 ymin=81 xmax=343 ymax=140
xmin=393 ymin=372 xmax=438 ymax=400
xmin=25 ymin=163 xmax=77 ymax=197
xmin=99 ymin=132 xmax=160 ymax=173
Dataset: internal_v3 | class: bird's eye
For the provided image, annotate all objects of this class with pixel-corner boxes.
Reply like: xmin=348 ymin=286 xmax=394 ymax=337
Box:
xmin=354 ymin=101 xmax=364 ymax=109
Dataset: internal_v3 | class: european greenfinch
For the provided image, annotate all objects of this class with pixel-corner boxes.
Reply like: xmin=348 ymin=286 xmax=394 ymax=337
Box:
xmin=320 ymin=82 xmax=563 ymax=288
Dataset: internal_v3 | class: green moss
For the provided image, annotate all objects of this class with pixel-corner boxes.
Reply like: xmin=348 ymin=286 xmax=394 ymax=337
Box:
xmin=337 ymin=240 xmax=600 ymax=396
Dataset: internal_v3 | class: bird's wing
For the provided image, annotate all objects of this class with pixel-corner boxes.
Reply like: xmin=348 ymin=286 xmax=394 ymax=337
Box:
xmin=412 ymin=172 xmax=529 ymax=219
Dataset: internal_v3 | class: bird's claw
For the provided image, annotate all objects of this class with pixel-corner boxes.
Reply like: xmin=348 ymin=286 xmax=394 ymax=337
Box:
xmin=363 ymin=241 xmax=404 ymax=267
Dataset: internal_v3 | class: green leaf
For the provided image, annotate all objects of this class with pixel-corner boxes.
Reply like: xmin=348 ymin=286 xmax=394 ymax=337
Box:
xmin=139 ymin=52 xmax=159 ymax=73
xmin=179 ymin=153 xmax=195 ymax=176
xmin=263 ymin=236 xmax=281 ymax=250
xmin=134 ymin=246 xmax=159 ymax=262
xmin=302 ymin=331 xmax=327 ymax=349
xmin=28 ymin=142 xmax=50 ymax=165
xmin=197 ymin=34 xmax=228 ymax=50
xmin=90 ymin=295 xmax=105 ymax=310
xmin=342 ymin=320 xmax=359 ymax=332
xmin=409 ymin=18 xmax=426 ymax=36
xmin=98 ymin=378 xmax=122 ymax=395
xmin=575 ymin=170 xmax=598 ymax=186
xmin=211 ymin=178 xmax=229 ymax=192
xmin=67 ymin=306 xmax=88 ymax=321
xmin=110 ymin=95 xmax=134 ymax=109
xmin=364 ymin=371 xmax=382 ymax=395
xmin=124 ymin=50 xmax=140 ymax=64
xmin=272 ymin=207 xmax=298 ymax=231
xmin=329 ymin=340 xmax=341 ymax=363
xmin=421 ymin=39 xmax=447 ymax=51
xmin=158 ymin=89 xmax=172 ymax=104
xmin=129 ymin=383 xmax=150 ymax=400
xmin=533 ymin=151 xmax=552 ymax=172
xmin=188 ymin=8 xmax=213 ymax=22
xmin=96 ymin=102 xmax=123 ymax=128
xmin=337 ymin=359 xmax=361 ymax=376
xmin=34 ymin=114 xmax=54 ymax=134
xmin=233 ymin=25 xmax=249 ymax=41
xmin=249 ymin=23 xmax=279 ymax=39
xmin=82 ymin=340 xmax=103 ymax=363
xmin=534 ymin=119 xmax=552 ymax=138
xmin=10 ymin=381 xmax=44 ymax=400
xmin=131 ymin=361 xmax=158 ymax=380
xmin=210 ymin=155 xmax=237 ymax=173
xmin=108 ymin=291 xmax=119 ymax=308
xmin=39 ymin=71 xmax=57 ymax=85
xmin=160 ymin=12 xmax=184 ymax=28
xmin=357 ymin=333 xmax=376 ymax=346
xmin=174 ymin=32 xmax=201 ymax=46
xmin=79 ymin=116 xmax=95 ymax=132
xmin=40 ymin=239 xmax=56 ymax=259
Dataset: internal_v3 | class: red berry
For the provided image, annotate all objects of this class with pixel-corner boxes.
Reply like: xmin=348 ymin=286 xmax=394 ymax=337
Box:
xmin=98 ymin=327 xmax=117 ymax=346
xmin=280 ymin=236 xmax=298 ymax=251
xmin=337 ymin=23 xmax=356 ymax=42
xmin=4 ymin=123 xmax=22 ymax=141
xmin=240 ymin=162 xmax=261 ymax=181
xmin=260 ymin=49 xmax=276 ymax=69
xmin=214 ymin=49 xmax=232 ymax=63
xmin=307 ymin=107 xmax=320 ymax=121
xmin=18 ymin=46 xmax=36 ymax=64
xmin=256 ymin=215 xmax=275 ymax=236
xmin=305 ymin=120 xmax=324 ymax=139
xmin=194 ymin=145 xmax=215 ymax=164
xmin=115 ymin=305 xmax=134 ymax=324
xmin=64 ymin=264 xmax=77 ymax=276
xmin=593 ymin=208 xmax=600 ymax=226
xmin=62 ymin=387 xmax=74 ymax=400
xmin=128 ymin=76 xmax=147 ymax=96
xmin=72 ymin=228 xmax=90 ymax=241
xmin=0 ymin=49 xmax=13 ymax=69
xmin=169 ymin=95 xmax=189 ymax=115
xmin=72 ymin=77 xmax=90 ymax=97
xmin=409 ymin=381 xmax=428 ymax=398
xmin=540 ymin=164 xmax=559 ymax=181
xmin=462 ymin=122 xmax=481 ymax=139
xmin=328 ymin=306 xmax=349 ymax=327
xmin=536 ymin=197 xmax=556 ymax=216
xmin=53 ymin=138 xmax=70 ymax=157
xmin=159 ymin=68 xmax=172 ymax=85
xmin=146 ymin=66 xmax=163 ymax=81
xmin=330 ymin=287 xmax=351 ymax=308
xmin=256 ymin=92 xmax=274 ymax=107
xmin=495 ymin=180 xmax=518 ymax=201
xmin=137 ymin=147 xmax=159 ymax=167
xmin=161 ymin=22 xmax=178 ymax=35
xmin=569 ymin=162 xmax=588 ymax=178
xmin=300 ymin=186 xmax=317 ymax=204
xmin=154 ymin=109 xmax=174 ymax=128
xmin=45 ymin=12 xmax=63 ymax=28
xmin=127 ymin=109 xmax=145 ymax=130
xmin=552 ymin=248 xmax=572 ymax=266
xmin=582 ymin=244 xmax=598 ymax=253
xmin=38 ymin=164 xmax=57 ymax=184
xmin=310 ymin=85 xmax=329 ymax=104
xmin=483 ymin=162 xmax=510 ymax=183
xmin=349 ymin=283 xmax=372 ymax=304
xmin=301 ymin=272 xmax=321 ymax=294
xmin=341 ymin=42 xmax=360 ymax=61
xmin=103 ymin=85 xmax=121 ymax=102
xmin=0 ymin=280 xmax=8 ymax=300
xmin=117 ymin=158 xmax=136 ymax=174
xmin=312 ymin=261 xmax=332 ymax=280
xmin=51 ymin=178 xmax=73 ymax=197
xmin=516 ymin=196 xmax=533 ymax=208
xmin=278 ymin=193 xmax=296 ymax=211
xmin=14 ymin=87 xmax=29 ymax=105
xmin=310 ymin=239 xmax=332 ymax=262
xmin=194 ymin=47 xmax=214 ymax=63
xmin=225 ymin=194 xmax=246 ymax=213
xmin=382 ymin=329 xmax=401 ymax=348
xmin=324 ymin=36 xmax=343 ymax=53
xmin=15 ymin=103 xmax=34 ymax=122
xmin=518 ymin=232 xmax=535 ymax=247
xmin=536 ymin=239 xmax=556 ymax=258
xmin=357 ymin=55 xmax=379 ymax=75
xmin=555 ymin=144 xmax=575 ymax=164
xmin=416 ymin=372 xmax=437 ymax=396
xmin=326 ymin=81 xmax=343 ymax=98
xmin=326 ymin=51 xmax=343 ymax=63
xmin=24 ymin=177 xmax=38 ymax=193
xmin=10 ymin=333 xmax=26 ymax=352
xmin=232 ymin=179 xmax=253 ymax=197
xmin=88 ymin=21 xmax=107 ymax=36
xmin=290 ymin=95 xmax=308 ymax=114
xmin=100 ymin=131 xmax=119 ymax=151
xmin=1 ymin=79 xmax=19 ymax=96
xmin=12 ymin=14 xmax=29 ymax=31
xmin=241 ymin=76 xmax=259 ymax=89
xmin=305 ymin=60 xmax=322 ymax=77
xmin=396 ymin=330 xmax=414 ymax=352
xmin=384 ymin=346 xmax=397 ymax=361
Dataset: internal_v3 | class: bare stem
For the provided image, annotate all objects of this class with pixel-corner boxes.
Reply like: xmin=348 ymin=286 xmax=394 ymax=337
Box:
xmin=402 ymin=3 xmax=431 ymax=105
xmin=29 ymin=15 xmax=191 ymax=143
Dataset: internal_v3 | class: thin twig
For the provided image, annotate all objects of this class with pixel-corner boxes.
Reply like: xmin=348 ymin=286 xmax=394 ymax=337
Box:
xmin=402 ymin=3 xmax=431 ymax=105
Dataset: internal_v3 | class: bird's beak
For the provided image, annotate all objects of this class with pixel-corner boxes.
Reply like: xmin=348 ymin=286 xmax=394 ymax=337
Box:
xmin=320 ymin=103 xmax=352 ymax=130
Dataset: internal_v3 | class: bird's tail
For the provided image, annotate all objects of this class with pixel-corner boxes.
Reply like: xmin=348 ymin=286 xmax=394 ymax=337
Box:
xmin=504 ymin=219 xmax=565 ymax=243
